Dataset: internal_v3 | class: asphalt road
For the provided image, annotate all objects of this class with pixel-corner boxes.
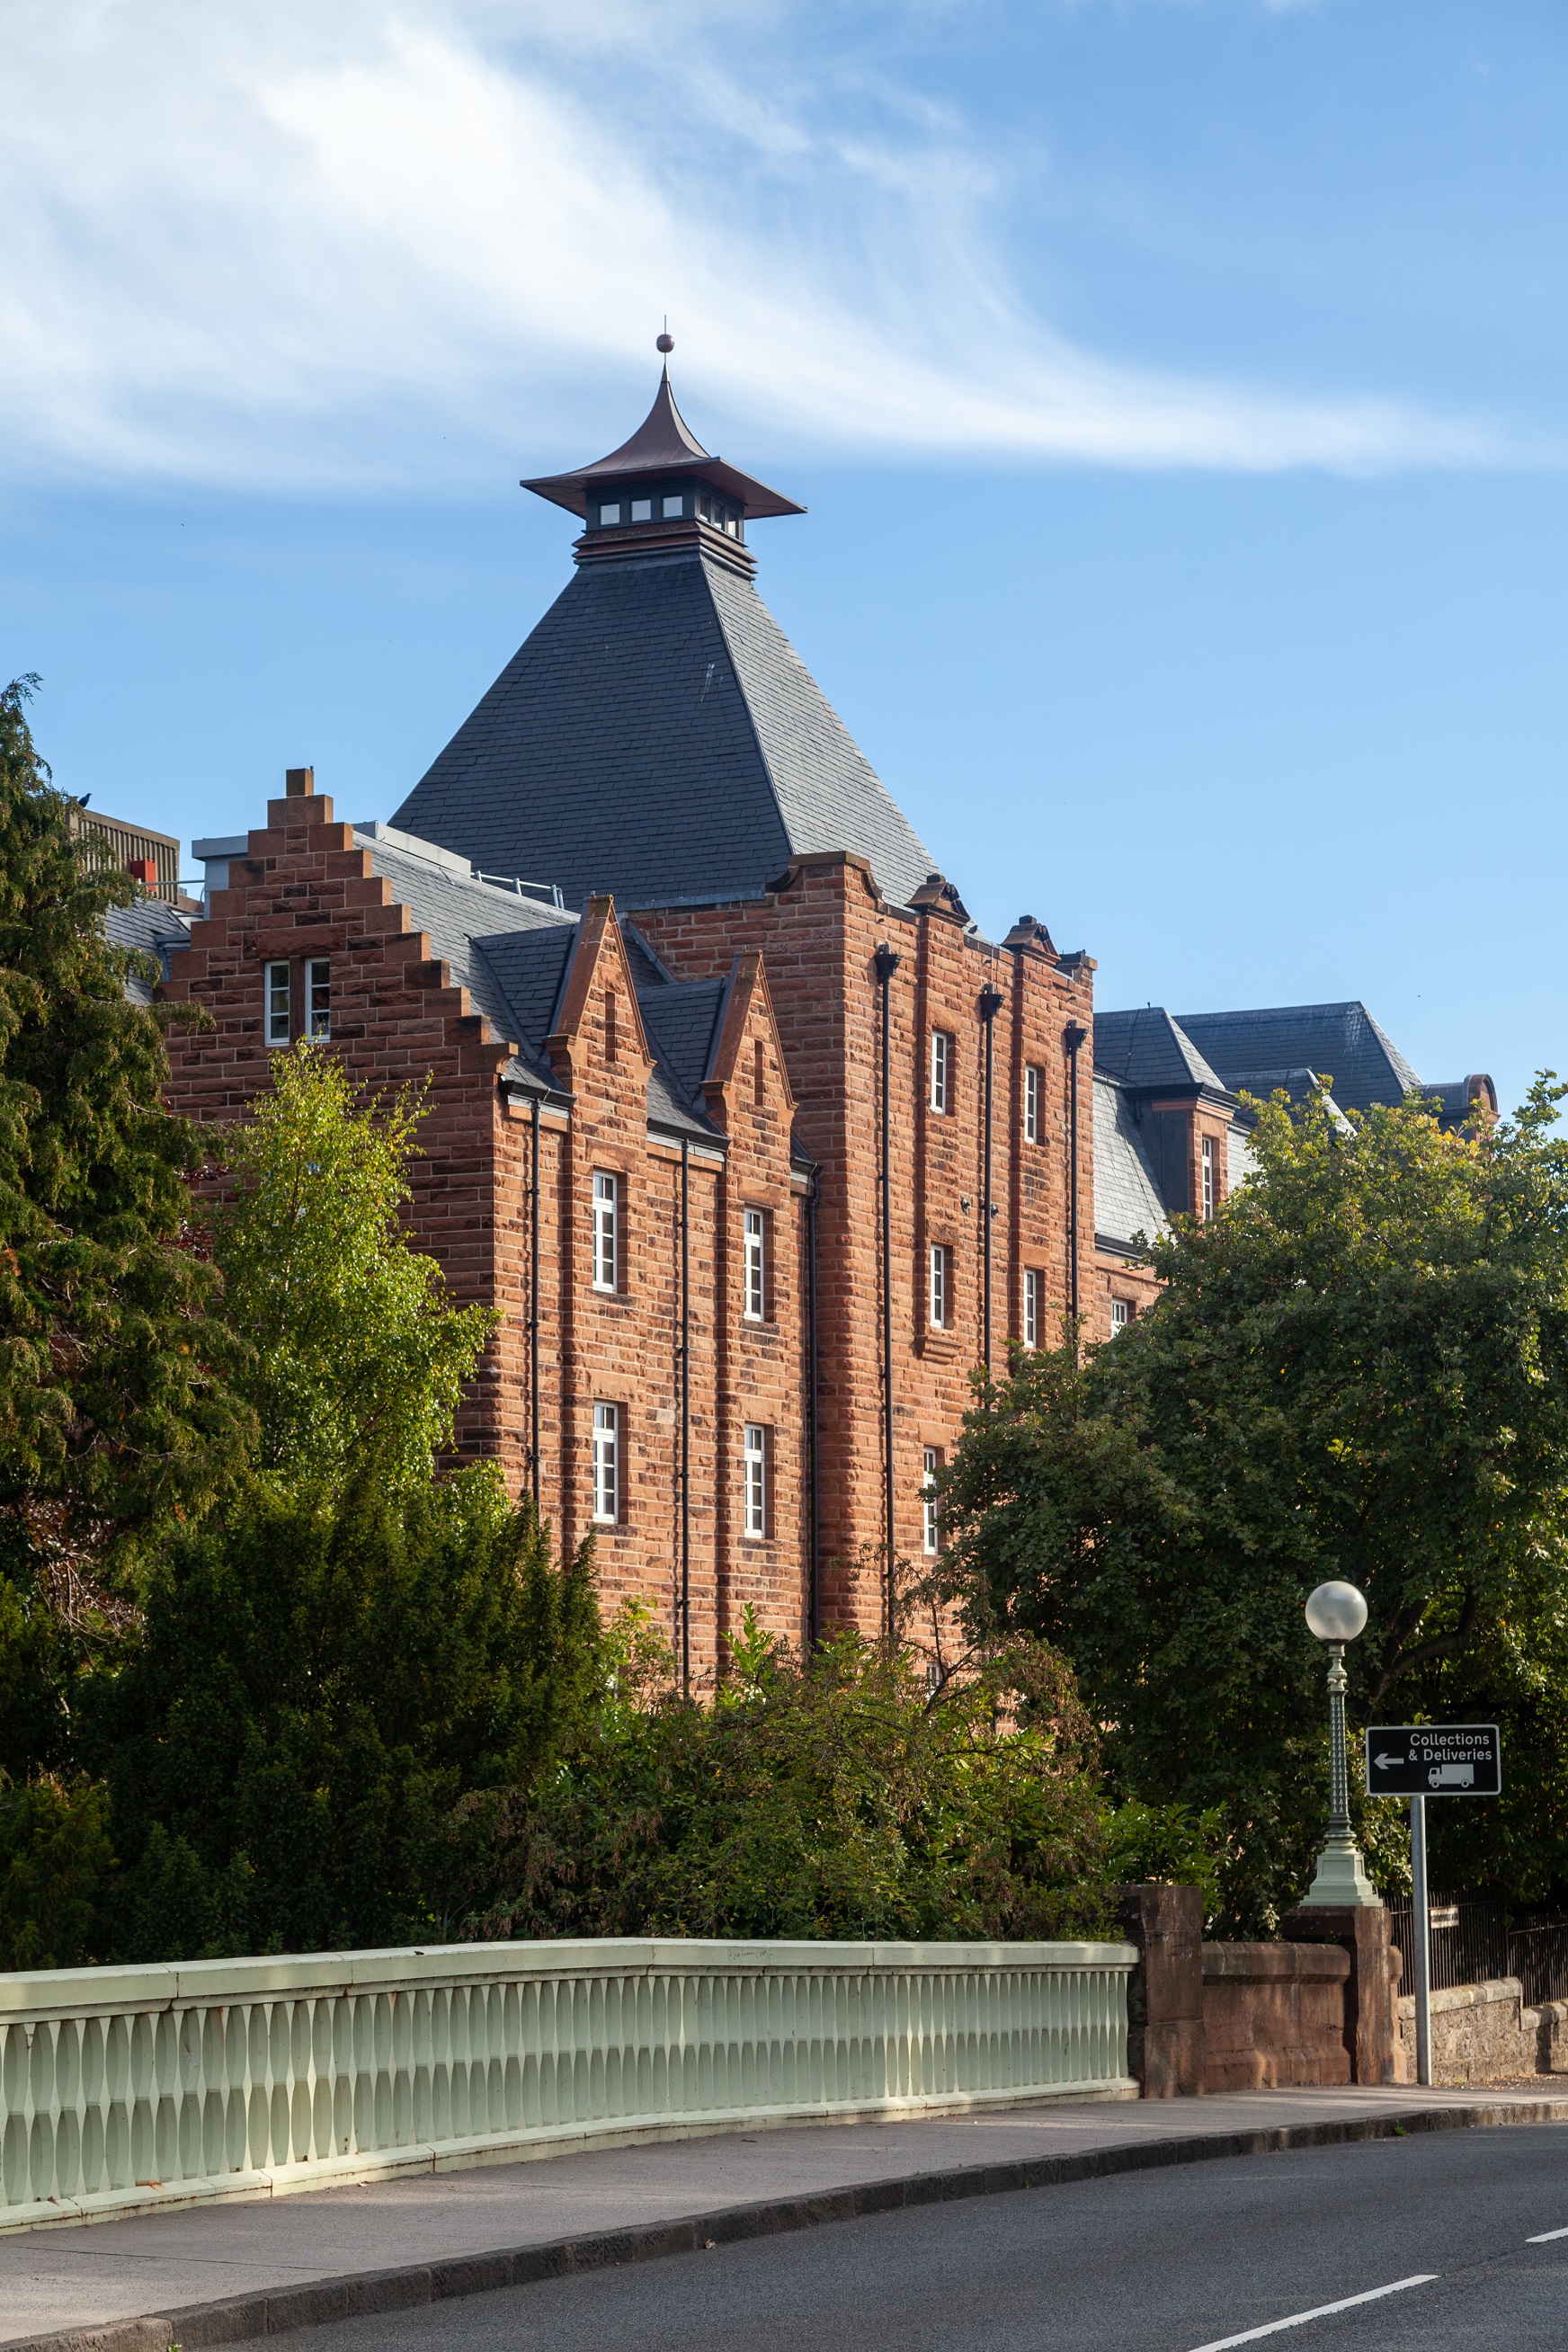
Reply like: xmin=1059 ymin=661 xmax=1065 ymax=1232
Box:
xmin=269 ymin=2125 xmax=1568 ymax=2351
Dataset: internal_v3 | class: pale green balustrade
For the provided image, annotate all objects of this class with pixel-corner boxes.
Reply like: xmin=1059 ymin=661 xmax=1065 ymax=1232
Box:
xmin=0 ymin=1938 xmax=1137 ymax=2229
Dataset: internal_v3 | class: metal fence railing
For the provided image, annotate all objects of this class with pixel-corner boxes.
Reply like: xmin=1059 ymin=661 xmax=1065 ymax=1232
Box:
xmin=1386 ymin=1898 xmax=1568 ymax=2009
xmin=1508 ymin=1917 xmax=1568 ymax=2007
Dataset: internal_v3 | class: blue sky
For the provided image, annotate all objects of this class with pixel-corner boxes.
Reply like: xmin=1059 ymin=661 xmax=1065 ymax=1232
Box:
xmin=4 ymin=0 xmax=1564 ymax=1109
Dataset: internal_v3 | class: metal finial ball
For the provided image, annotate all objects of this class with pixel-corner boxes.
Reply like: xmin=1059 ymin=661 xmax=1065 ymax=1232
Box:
xmin=656 ymin=332 xmax=674 ymax=353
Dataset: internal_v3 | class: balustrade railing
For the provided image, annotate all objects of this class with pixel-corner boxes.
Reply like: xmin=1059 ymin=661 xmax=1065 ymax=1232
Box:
xmin=0 ymin=1937 xmax=1136 ymax=2230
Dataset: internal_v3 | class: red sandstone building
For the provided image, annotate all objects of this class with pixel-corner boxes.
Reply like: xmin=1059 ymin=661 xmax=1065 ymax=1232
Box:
xmin=136 ymin=363 xmax=1492 ymax=1678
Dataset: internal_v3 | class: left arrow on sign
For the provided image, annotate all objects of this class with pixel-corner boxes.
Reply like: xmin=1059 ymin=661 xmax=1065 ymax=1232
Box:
xmin=1374 ymin=1752 xmax=1405 ymax=1768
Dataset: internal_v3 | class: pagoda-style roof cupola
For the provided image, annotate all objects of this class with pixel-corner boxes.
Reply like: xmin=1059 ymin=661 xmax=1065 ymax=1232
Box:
xmin=521 ymin=341 xmax=804 ymax=576
xmin=394 ymin=335 xmax=937 ymax=912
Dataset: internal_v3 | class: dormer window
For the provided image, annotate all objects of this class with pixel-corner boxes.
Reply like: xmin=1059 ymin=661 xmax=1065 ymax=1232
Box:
xmin=598 ymin=501 xmax=621 ymax=527
xmin=663 ymin=493 xmax=683 ymax=519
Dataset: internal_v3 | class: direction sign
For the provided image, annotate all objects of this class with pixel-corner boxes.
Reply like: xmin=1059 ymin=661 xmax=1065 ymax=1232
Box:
xmin=1365 ymin=1724 xmax=1501 ymax=1797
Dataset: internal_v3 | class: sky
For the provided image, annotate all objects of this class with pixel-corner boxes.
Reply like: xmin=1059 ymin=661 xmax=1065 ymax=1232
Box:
xmin=4 ymin=0 xmax=1565 ymax=1112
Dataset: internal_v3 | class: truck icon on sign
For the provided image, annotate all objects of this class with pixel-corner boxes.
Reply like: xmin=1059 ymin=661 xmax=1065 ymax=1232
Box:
xmin=1428 ymin=1763 xmax=1474 ymax=1789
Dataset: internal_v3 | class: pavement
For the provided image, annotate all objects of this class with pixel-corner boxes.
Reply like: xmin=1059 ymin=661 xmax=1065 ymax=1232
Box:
xmin=4 ymin=2084 xmax=1568 ymax=2352
xmin=226 ymin=2118 xmax=1568 ymax=2352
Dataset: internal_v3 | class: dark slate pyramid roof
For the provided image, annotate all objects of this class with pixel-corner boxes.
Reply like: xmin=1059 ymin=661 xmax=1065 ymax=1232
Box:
xmin=1174 ymin=1002 xmax=1421 ymax=1113
xmin=390 ymin=548 xmax=937 ymax=914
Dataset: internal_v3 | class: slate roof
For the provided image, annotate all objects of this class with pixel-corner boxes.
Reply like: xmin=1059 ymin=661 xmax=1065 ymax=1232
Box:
xmin=356 ymin=828 xmax=575 ymax=1051
xmin=1220 ymin=1065 xmax=1339 ymax=1110
xmin=1173 ymin=1002 xmax=1421 ymax=1113
xmin=469 ymin=929 xmax=577 ymax=1071
xmin=620 ymin=922 xmax=677 ymax=993
xmin=355 ymin=825 xmax=722 ymax=1137
xmin=1227 ymin=1123 xmax=1258 ymax=1192
xmin=104 ymin=897 xmax=191 ymax=1005
xmin=706 ymin=560 xmax=934 ymax=908
xmin=1093 ymin=1074 xmax=1171 ymax=1253
xmin=1424 ymin=1079 xmax=1474 ymax=1126
xmin=637 ymin=977 xmax=727 ymax=1107
xmin=1092 ymin=1007 xmax=1227 ymax=1094
xmin=388 ymin=549 xmax=937 ymax=915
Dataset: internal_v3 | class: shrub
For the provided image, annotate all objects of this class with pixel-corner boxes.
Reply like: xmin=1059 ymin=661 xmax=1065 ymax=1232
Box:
xmin=457 ymin=1617 xmax=1115 ymax=1945
xmin=0 ymin=1773 xmax=113 ymax=1969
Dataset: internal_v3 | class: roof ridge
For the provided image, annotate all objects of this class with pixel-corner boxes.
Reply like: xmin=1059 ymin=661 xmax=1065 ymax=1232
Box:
xmin=1163 ymin=1010 xmax=1227 ymax=1091
xmin=698 ymin=555 xmax=796 ymax=886
xmin=359 ymin=827 xmax=575 ymax=930
xmin=620 ymin=918 xmax=680 ymax=987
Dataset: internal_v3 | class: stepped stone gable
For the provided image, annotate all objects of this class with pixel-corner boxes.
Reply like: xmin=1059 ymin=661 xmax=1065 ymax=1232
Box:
xmin=159 ymin=360 xmax=1491 ymax=1675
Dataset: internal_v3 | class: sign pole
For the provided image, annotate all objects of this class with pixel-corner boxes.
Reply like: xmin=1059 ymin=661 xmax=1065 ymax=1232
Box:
xmin=1410 ymin=1793 xmax=1432 ymax=2088
xmin=1365 ymin=1721 xmax=1501 ymax=2087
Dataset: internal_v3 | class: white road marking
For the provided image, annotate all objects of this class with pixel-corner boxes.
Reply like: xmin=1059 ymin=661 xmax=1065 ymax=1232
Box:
xmin=1527 ymin=2227 xmax=1568 ymax=2243
xmin=1185 ymin=2275 xmax=1439 ymax=2351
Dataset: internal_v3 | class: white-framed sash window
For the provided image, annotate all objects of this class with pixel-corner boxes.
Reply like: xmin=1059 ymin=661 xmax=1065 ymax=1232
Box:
xmin=744 ymin=1208 xmax=765 ymax=1322
xmin=592 ymin=1172 xmax=618 ymax=1292
xmin=922 ymin=1445 xmax=940 ymax=1555
xmin=1024 ymin=1064 xmax=1041 ymax=1144
xmin=306 ymin=958 xmax=330 ymax=1041
xmin=929 ymin=1243 xmax=949 ymax=1329
xmin=744 ymin=1422 xmax=768 ymax=1537
xmin=265 ymin=960 xmax=290 ymax=1047
xmin=1201 ymin=1135 xmax=1216 ymax=1221
xmin=1022 ymin=1268 xmax=1041 ymax=1349
xmin=931 ymin=1029 xmax=951 ymax=1115
xmin=592 ymin=1403 xmax=619 ymax=1523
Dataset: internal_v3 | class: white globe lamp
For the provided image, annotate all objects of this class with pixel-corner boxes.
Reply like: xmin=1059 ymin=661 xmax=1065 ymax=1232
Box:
xmin=1298 ymin=1580 xmax=1382 ymax=1911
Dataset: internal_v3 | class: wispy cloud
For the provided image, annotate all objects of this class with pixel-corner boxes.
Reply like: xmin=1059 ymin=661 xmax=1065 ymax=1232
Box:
xmin=0 ymin=0 xmax=1514 ymax=487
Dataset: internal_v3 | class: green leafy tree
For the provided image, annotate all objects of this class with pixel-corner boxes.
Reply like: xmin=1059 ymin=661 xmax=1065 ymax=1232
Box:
xmin=934 ymin=1082 xmax=1568 ymax=1930
xmin=458 ymin=1617 xmax=1116 ymax=1944
xmin=90 ymin=1481 xmax=602 ymax=1959
xmin=209 ymin=1044 xmax=499 ymax=1505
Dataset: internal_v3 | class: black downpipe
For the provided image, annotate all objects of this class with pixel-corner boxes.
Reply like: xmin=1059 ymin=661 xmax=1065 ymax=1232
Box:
xmin=873 ymin=941 xmax=901 ymax=1637
xmin=530 ymin=1095 xmax=541 ymax=1511
xmin=806 ymin=1163 xmax=821 ymax=1649
xmin=978 ymin=982 xmax=1003 ymax=1372
xmin=680 ymin=1136 xmax=691 ymax=1697
xmin=1065 ymin=1021 xmax=1088 ymax=1333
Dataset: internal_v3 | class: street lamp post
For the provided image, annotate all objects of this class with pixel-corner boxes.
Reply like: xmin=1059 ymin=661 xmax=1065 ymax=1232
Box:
xmin=1297 ymin=1580 xmax=1382 ymax=1909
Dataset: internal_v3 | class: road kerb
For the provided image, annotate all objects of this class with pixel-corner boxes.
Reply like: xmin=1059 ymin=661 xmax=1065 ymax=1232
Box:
xmin=9 ymin=2098 xmax=1568 ymax=2352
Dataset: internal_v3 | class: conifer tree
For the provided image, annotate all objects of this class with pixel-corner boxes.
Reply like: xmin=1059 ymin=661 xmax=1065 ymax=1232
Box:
xmin=0 ymin=678 xmax=249 ymax=1602
xmin=92 ymin=1480 xmax=602 ymax=1958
